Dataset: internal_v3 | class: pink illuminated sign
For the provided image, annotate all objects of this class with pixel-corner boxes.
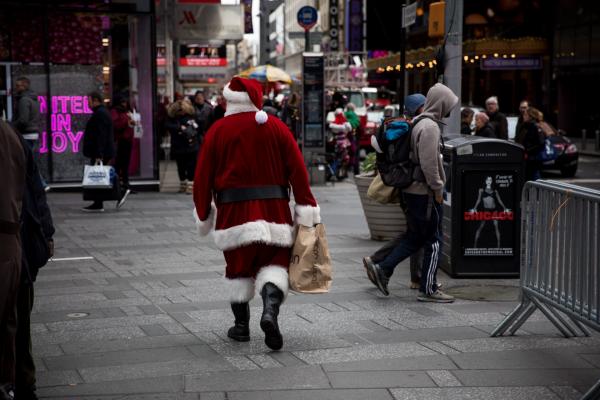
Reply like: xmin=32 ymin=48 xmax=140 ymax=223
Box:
xmin=38 ymin=96 xmax=93 ymax=154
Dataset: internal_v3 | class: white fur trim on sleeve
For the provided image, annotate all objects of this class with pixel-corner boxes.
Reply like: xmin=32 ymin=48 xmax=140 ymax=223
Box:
xmin=255 ymin=265 xmax=289 ymax=301
xmin=224 ymin=276 xmax=255 ymax=303
xmin=371 ymin=135 xmax=383 ymax=153
xmin=193 ymin=204 xmax=216 ymax=237
xmin=255 ymin=110 xmax=268 ymax=124
xmin=294 ymin=204 xmax=321 ymax=227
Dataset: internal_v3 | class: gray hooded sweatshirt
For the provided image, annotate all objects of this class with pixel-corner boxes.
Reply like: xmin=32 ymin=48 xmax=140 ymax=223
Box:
xmin=404 ymin=83 xmax=458 ymax=197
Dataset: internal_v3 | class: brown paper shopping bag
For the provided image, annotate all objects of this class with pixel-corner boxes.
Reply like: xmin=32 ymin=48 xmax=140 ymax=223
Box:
xmin=289 ymin=223 xmax=333 ymax=293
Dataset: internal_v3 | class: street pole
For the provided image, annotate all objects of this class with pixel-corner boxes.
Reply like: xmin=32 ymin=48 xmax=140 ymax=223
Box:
xmin=164 ymin=0 xmax=174 ymax=101
xmin=399 ymin=0 xmax=407 ymax=112
xmin=442 ymin=0 xmax=463 ymax=134
xmin=305 ymin=29 xmax=310 ymax=52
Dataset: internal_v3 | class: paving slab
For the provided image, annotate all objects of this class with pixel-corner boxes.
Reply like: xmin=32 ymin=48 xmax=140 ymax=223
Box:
xmin=452 ymin=368 xmax=600 ymax=387
xmin=390 ymin=387 xmax=561 ymax=400
xmin=450 ymin=349 xmax=594 ymax=370
xmin=322 ymin=354 xmax=456 ymax=372
xmin=184 ymin=366 xmax=331 ymax=391
xmin=326 ymin=370 xmax=435 ymax=388
xmin=225 ymin=389 xmax=394 ymax=400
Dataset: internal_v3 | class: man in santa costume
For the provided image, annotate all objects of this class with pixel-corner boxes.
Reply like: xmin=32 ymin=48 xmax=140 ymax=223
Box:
xmin=193 ymin=77 xmax=320 ymax=351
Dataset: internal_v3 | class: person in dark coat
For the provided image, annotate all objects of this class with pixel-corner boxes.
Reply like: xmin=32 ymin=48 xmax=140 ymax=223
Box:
xmin=515 ymin=100 xmax=529 ymax=144
xmin=461 ymin=108 xmax=474 ymax=135
xmin=12 ymin=77 xmax=46 ymax=191
xmin=0 ymin=120 xmax=26 ymax=400
xmin=166 ymin=99 xmax=199 ymax=194
xmin=474 ymin=112 xmax=497 ymax=138
xmin=111 ymin=95 xmax=134 ymax=190
xmin=192 ymin=91 xmax=214 ymax=136
xmin=212 ymin=95 xmax=226 ymax=122
xmin=82 ymin=92 xmax=117 ymax=212
xmin=15 ymin=131 xmax=55 ymax=400
xmin=517 ymin=107 xmax=545 ymax=181
xmin=485 ymin=96 xmax=508 ymax=140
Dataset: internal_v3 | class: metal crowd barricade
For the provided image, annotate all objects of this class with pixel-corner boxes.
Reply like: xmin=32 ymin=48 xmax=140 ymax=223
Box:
xmin=491 ymin=180 xmax=600 ymax=400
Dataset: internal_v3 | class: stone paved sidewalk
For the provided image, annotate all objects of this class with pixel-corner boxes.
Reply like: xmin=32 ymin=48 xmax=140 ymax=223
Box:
xmin=34 ymin=182 xmax=599 ymax=399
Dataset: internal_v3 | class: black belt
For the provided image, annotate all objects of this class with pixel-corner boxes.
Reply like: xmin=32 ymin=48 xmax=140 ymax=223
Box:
xmin=0 ymin=219 xmax=20 ymax=235
xmin=217 ymin=185 xmax=289 ymax=204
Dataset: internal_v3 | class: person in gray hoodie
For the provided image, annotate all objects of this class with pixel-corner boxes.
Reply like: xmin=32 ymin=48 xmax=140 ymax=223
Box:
xmin=364 ymin=83 xmax=458 ymax=303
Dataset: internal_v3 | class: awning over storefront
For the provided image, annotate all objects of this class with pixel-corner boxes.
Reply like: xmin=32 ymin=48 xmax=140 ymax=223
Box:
xmin=366 ymin=37 xmax=549 ymax=72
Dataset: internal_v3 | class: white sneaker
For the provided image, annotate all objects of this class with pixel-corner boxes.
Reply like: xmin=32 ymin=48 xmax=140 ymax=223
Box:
xmin=417 ymin=290 xmax=455 ymax=303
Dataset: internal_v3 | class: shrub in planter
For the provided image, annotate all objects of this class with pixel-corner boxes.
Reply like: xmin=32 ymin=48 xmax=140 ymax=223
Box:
xmin=356 ymin=152 xmax=407 ymax=241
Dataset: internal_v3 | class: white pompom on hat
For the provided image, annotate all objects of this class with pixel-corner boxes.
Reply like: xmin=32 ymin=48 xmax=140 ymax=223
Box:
xmin=223 ymin=77 xmax=268 ymax=124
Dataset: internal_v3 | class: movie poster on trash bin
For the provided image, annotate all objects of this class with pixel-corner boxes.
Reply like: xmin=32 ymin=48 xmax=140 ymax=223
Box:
xmin=462 ymin=171 xmax=517 ymax=257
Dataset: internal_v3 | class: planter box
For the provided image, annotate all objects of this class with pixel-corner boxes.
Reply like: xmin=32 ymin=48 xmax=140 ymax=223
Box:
xmin=355 ymin=174 xmax=407 ymax=241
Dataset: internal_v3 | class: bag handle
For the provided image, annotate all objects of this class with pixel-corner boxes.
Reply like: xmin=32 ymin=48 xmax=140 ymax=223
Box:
xmin=94 ymin=160 xmax=104 ymax=166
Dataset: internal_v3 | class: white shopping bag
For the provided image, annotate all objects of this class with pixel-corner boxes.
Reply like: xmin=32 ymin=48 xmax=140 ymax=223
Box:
xmin=82 ymin=163 xmax=113 ymax=189
xmin=130 ymin=108 xmax=143 ymax=139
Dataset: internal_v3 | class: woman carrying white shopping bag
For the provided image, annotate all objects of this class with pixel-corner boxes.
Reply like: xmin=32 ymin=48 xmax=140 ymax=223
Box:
xmin=81 ymin=92 xmax=129 ymax=212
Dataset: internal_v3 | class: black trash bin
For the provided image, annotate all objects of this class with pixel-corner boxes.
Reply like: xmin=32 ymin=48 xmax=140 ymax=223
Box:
xmin=440 ymin=135 xmax=524 ymax=277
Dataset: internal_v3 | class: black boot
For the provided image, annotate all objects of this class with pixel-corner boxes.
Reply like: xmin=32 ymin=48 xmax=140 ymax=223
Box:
xmin=260 ymin=283 xmax=284 ymax=351
xmin=227 ymin=302 xmax=250 ymax=342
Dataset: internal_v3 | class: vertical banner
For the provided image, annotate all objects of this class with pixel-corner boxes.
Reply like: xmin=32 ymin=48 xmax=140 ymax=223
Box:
xmin=302 ymin=53 xmax=325 ymax=149
xmin=328 ymin=0 xmax=339 ymax=51
xmin=242 ymin=0 xmax=253 ymax=33
xmin=462 ymin=171 xmax=517 ymax=257
xmin=346 ymin=0 xmax=363 ymax=52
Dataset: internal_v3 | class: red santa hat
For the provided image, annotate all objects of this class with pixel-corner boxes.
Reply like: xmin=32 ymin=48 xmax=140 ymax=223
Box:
xmin=223 ymin=77 xmax=268 ymax=124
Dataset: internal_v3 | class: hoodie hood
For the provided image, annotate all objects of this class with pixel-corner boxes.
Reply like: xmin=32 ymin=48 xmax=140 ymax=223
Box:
xmin=419 ymin=83 xmax=459 ymax=121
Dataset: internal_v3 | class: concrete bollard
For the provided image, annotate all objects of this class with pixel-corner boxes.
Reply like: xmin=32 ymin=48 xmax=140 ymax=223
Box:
xmin=582 ymin=129 xmax=587 ymax=150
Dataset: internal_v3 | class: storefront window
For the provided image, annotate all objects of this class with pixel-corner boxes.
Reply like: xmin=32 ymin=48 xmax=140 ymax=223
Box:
xmin=0 ymin=4 xmax=156 ymax=185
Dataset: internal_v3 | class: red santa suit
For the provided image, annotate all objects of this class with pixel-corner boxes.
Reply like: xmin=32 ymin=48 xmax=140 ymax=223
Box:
xmin=193 ymin=77 xmax=320 ymax=304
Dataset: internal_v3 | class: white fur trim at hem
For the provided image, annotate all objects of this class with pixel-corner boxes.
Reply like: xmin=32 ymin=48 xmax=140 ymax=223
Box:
xmin=224 ymin=277 xmax=255 ymax=303
xmin=255 ymin=265 xmax=289 ymax=301
xmin=255 ymin=110 xmax=268 ymax=124
xmin=213 ymin=220 xmax=294 ymax=251
xmin=294 ymin=204 xmax=321 ymax=227
xmin=194 ymin=204 xmax=216 ymax=237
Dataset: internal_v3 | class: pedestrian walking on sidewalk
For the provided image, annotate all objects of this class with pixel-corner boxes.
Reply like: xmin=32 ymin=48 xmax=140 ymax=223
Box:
xmin=0 ymin=120 xmax=26 ymax=400
xmin=363 ymin=84 xmax=458 ymax=303
xmin=365 ymin=93 xmax=426 ymax=290
xmin=166 ymin=99 xmax=200 ymax=194
xmin=111 ymin=95 xmax=134 ymax=190
xmin=15 ymin=129 xmax=55 ymax=400
xmin=474 ymin=112 xmax=497 ymax=138
xmin=11 ymin=77 xmax=47 ymax=191
xmin=485 ymin=96 xmax=508 ymax=140
xmin=193 ymin=77 xmax=320 ymax=351
xmin=82 ymin=92 xmax=128 ymax=212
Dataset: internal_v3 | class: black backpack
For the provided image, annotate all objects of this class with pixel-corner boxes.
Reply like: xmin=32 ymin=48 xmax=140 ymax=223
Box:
xmin=375 ymin=116 xmax=431 ymax=189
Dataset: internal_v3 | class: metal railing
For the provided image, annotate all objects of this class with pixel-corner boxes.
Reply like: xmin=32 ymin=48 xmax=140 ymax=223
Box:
xmin=491 ymin=180 xmax=600 ymax=400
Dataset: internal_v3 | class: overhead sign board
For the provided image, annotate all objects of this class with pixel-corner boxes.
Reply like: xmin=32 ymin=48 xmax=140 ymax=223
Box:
xmin=402 ymin=2 xmax=417 ymax=28
xmin=175 ymin=4 xmax=244 ymax=41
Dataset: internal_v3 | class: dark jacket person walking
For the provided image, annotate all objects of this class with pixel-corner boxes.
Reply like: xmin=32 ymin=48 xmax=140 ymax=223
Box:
xmin=82 ymin=92 xmax=116 ymax=212
xmin=0 ymin=120 xmax=26 ymax=400
xmin=364 ymin=83 xmax=458 ymax=303
xmin=15 ymin=131 xmax=55 ymax=400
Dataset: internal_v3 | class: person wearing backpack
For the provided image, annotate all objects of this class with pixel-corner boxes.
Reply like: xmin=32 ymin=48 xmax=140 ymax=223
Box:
xmin=364 ymin=93 xmax=426 ymax=290
xmin=364 ymin=83 xmax=458 ymax=303
xmin=166 ymin=99 xmax=200 ymax=194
